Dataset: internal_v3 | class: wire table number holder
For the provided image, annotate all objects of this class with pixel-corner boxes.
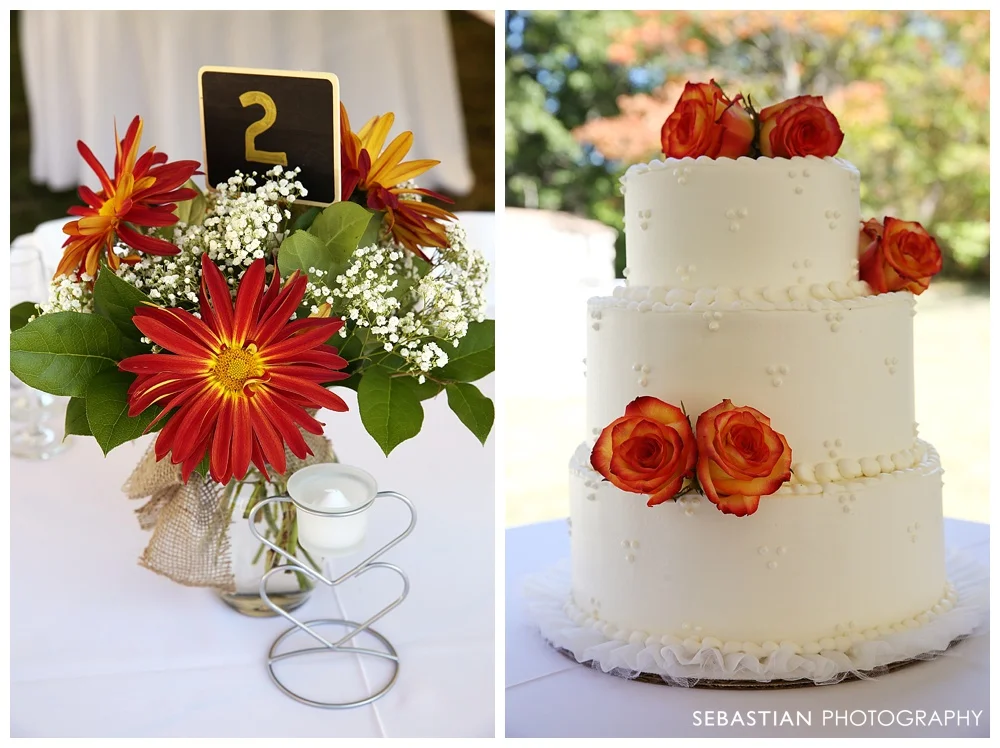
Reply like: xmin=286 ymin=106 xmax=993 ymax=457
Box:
xmin=247 ymin=464 xmax=417 ymax=709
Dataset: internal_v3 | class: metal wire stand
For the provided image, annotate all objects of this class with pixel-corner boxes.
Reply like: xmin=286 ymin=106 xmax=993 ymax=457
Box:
xmin=248 ymin=490 xmax=416 ymax=708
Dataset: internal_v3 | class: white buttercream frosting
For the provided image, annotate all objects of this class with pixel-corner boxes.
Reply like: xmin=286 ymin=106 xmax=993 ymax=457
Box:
xmin=525 ymin=552 xmax=986 ymax=684
xmin=622 ymin=156 xmax=861 ymax=292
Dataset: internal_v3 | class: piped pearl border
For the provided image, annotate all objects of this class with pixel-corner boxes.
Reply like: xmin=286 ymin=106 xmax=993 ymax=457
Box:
xmin=566 ymin=582 xmax=959 ymax=657
xmin=523 ymin=552 xmax=986 ymax=684
xmin=620 ymin=154 xmax=860 ymax=187
xmin=572 ymin=440 xmax=937 ymax=494
xmin=594 ymin=284 xmax=914 ymax=314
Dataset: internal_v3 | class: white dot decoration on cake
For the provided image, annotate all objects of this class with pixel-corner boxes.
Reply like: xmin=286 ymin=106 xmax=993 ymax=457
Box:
xmin=795 ymin=185 xmax=804 ymax=195
xmin=766 ymin=362 xmax=789 ymax=387
xmin=885 ymin=355 xmax=899 ymax=375
xmin=592 ymin=323 xmax=600 ymax=331
xmin=907 ymin=523 xmax=920 ymax=543
xmin=825 ymin=310 xmax=844 ymax=332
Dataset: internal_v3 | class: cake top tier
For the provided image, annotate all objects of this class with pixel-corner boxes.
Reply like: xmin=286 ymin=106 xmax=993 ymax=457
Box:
xmin=621 ymin=155 xmax=861 ymax=292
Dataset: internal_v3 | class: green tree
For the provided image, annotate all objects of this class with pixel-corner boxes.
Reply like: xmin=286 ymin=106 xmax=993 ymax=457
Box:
xmin=505 ymin=10 xmax=638 ymax=272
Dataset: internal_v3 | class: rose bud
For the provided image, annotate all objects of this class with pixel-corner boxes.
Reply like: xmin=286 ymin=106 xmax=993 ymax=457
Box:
xmin=858 ymin=217 xmax=943 ymax=295
xmin=660 ymin=80 xmax=755 ymax=160
xmin=590 ymin=396 xmax=697 ymax=506
xmin=758 ymin=95 xmax=845 ymax=159
xmin=696 ymin=399 xmax=792 ymax=517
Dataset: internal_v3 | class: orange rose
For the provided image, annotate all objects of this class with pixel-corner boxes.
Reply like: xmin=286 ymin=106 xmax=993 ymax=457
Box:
xmin=660 ymin=80 xmax=755 ymax=160
xmin=758 ymin=95 xmax=844 ymax=158
xmin=858 ymin=217 xmax=943 ymax=295
xmin=695 ymin=400 xmax=792 ymax=517
xmin=590 ymin=397 xmax=697 ymax=506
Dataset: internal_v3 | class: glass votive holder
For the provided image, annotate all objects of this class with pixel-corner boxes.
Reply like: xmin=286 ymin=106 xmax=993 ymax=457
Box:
xmin=286 ymin=464 xmax=377 ymax=558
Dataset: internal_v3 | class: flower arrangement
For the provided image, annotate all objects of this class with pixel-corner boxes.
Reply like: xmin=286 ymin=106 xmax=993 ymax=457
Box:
xmin=660 ymin=80 xmax=944 ymax=296
xmin=10 ymin=108 xmax=494 ymax=592
xmin=591 ymin=396 xmax=791 ymax=517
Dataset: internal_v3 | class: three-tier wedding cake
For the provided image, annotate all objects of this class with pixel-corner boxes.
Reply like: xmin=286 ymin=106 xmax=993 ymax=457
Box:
xmin=528 ymin=81 xmax=983 ymax=685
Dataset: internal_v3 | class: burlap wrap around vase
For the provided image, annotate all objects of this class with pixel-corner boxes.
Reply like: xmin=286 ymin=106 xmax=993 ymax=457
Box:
xmin=122 ymin=431 xmax=337 ymax=616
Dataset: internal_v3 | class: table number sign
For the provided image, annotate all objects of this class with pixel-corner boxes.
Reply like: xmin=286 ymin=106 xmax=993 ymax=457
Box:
xmin=199 ymin=66 xmax=341 ymax=206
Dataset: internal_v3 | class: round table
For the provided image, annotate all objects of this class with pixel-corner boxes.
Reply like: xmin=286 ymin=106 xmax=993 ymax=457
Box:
xmin=505 ymin=520 xmax=989 ymax=738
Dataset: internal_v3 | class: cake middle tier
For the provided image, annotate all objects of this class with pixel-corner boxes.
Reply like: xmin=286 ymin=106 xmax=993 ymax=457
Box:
xmin=587 ymin=290 xmax=919 ymax=482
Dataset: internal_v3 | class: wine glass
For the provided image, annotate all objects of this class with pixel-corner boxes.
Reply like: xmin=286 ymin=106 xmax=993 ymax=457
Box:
xmin=10 ymin=244 xmax=71 ymax=459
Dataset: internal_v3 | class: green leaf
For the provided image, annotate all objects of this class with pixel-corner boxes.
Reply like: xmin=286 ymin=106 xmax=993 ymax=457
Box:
xmin=10 ymin=301 xmax=38 ymax=332
xmin=437 ymin=320 xmax=495 ymax=383
xmin=85 ymin=369 xmax=161 ymax=455
xmin=445 ymin=382 xmax=494 ymax=445
xmin=358 ymin=209 xmax=385 ymax=248
xmin=309 ymin=201 xmax=374 ymax=262
xmin=64 ymin=397 xmax=92 ymax=437
xmin=277 ymin=230 xmax=330 ymax=279
xmin=190 ymin=452 xmax=212 ymax=481
xmin=357 ymin=366 xmax=424 ymax=456
xmin=413 ymin=379 xmax=443 ymax=401
xmin=173 ymin=179 xmax=207 ymax=225
xmin=10 ymin=312 xmax=122 ymax=397
xmin=92 ymin=262 xmax=154 ymax=339
xmin=279 ymin=201 xmax=373 ymax=280
xmin=291 ymin=206 xmax=322 ymax=233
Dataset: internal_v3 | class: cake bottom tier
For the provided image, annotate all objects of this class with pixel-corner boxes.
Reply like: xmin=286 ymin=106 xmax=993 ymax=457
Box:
xmin=569 ymin=439 xmax=949 ymax=651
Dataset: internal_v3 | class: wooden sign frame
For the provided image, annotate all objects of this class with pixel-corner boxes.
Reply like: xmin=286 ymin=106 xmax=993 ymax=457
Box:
xmin=198 ymin=66 xmax=341 ymax=207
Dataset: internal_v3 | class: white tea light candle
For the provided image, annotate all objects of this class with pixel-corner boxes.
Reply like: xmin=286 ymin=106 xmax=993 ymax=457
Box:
xmin=286 ymin=464 xmax=377 ymax=557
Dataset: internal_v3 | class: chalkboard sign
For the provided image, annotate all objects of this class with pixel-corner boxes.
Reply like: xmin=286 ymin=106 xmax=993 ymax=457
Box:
xmin=198 ymin=66 xmax=341 ymax=206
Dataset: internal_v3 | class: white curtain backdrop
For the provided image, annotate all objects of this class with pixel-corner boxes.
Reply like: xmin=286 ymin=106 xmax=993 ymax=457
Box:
xmin=20 ymin=10 xmax=473 ymax=196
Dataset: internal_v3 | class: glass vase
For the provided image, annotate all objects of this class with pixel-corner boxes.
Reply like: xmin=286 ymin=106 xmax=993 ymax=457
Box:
xmin=218 ymin=478 xmax=324 ymax=617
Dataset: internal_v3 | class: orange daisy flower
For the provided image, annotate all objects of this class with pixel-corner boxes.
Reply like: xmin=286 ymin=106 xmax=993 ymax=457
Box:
xmin=340 ymin=104 xmax=456 ymax=260
xmin=57 ymin=115 xmax=200 ymax=278
xmin=119 ymin=255 xmax=349 ymax=484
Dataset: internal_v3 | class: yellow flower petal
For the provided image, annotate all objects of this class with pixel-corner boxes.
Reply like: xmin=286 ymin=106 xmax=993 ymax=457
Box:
xmin=358 ymin=112 xmax=395 ymax=159
xmin=380 ymin=158 xmax=440 ymax=187
xmin=367 ymin=131 xmax=413 ymax=187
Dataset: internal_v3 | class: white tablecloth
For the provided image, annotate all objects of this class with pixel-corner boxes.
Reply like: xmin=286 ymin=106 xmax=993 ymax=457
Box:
xmin=506 ymin=520 xmax=989 ymax=738
xmin=10 ymin=212 xmax=496 ymax=736
xmin=20 ymin=10 xmax=473 ymax=195
xmin=12 ymin=383 xmax=494 ymax=738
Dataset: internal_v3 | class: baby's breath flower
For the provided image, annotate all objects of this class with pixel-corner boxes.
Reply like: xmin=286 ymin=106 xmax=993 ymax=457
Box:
xmin=116 ymin=166 xmax=306 ymax=308
xmin=301 ymin=222 xmax=489 ymax=377
xmin=38 ymin=272 xmax=95 ymax=315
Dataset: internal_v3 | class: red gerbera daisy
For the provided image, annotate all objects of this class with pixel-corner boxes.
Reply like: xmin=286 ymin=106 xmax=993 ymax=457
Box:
xmin=57 ymin=115 xmax=200 ymax=278
xmin=119 ymin=254 xmax=349 ymax=484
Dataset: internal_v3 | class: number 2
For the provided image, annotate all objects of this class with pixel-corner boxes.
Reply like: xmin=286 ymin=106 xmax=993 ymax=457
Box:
xmin=239 ymin=91 xmax=288 ymax=167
